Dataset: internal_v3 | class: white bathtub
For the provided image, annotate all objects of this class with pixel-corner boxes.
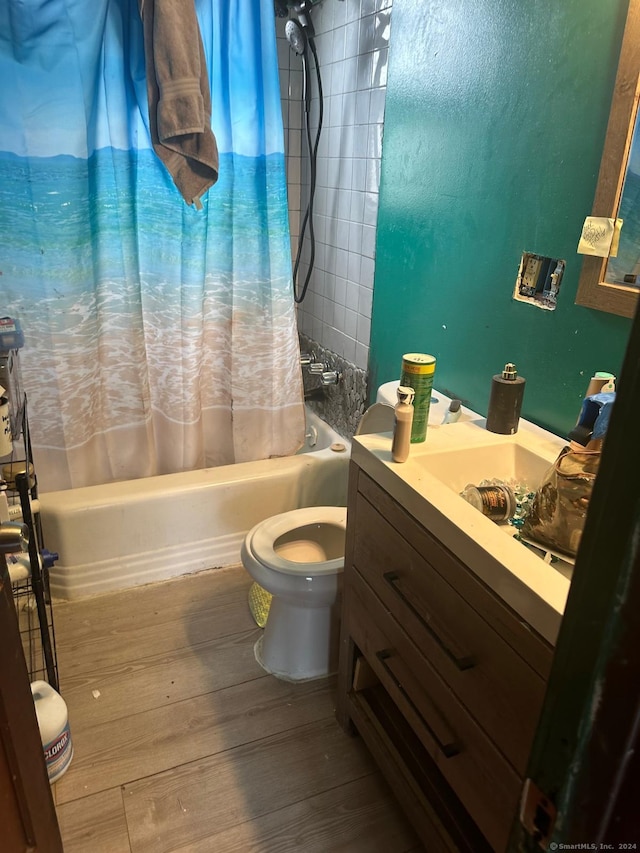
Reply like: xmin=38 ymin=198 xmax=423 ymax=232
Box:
xmin=39 ymin=410 xmax=350 ymax=600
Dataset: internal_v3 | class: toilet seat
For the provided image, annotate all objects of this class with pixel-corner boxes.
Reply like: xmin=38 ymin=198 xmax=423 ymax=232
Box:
xmin=246 ymin=506 xmax=347 ymax=576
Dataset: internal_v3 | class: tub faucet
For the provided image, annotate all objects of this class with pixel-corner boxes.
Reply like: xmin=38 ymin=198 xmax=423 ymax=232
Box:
xmin=307 ymin=361 xmax=341 ymax=385
xmin=320 ymin=369 xmax=341 ymax=385
xmin=300 ymin=352 xmax=342 ymax=386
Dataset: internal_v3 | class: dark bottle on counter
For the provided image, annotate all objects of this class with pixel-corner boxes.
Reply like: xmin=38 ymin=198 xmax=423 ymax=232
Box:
xmin=486 ymin=363 xmax=526 ymax=435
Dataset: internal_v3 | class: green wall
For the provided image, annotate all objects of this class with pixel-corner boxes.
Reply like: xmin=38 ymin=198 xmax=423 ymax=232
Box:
xmin=370 ymin=0 xmax=632 ymax=437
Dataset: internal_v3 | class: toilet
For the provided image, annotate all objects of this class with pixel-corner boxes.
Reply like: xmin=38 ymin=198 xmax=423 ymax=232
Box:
xmin=241 ymin=402 xmax=399 ymax=682
xmin=241 ymin=506 xmax=347 ymax=681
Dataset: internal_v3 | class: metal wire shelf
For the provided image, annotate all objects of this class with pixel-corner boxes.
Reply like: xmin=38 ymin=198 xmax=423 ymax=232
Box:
xmin=3 ymin=392 xmax=59 ymax=691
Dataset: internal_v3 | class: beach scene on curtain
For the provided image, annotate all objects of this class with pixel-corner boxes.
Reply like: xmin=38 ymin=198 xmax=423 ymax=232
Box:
xmin=0 ymin=0 xmax=304 ymax=491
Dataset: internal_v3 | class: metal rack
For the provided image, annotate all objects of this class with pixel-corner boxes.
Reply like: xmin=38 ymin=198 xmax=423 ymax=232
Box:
xmin=2 ymin=389 xmax=59 ymax=692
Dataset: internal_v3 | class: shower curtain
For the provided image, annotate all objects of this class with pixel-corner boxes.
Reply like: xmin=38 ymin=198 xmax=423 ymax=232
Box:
xmin=0 ymin=0 xmax=304 ymax=492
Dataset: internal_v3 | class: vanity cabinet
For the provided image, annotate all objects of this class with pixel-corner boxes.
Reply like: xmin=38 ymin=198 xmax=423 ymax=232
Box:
xmin=336 ymin=461 xmax=555 ymax=852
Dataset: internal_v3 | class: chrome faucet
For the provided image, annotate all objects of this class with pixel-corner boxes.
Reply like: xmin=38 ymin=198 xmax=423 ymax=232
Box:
xmin=319 ymin=369 xmax=341 ymax=386
xmin=300 ymin=353 xmax=341 ymax=386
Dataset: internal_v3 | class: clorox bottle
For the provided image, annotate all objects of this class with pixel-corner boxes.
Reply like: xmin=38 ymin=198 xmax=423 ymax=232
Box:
xmin=30 ymin=681 xmax=73 ymax=783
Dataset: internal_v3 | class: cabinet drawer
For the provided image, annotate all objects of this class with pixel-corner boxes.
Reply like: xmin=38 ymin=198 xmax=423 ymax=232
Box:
xmin=352 ymin=487 xmax=548 ymax=775
xmin=347 ymin=568 xmax=521 ymax=852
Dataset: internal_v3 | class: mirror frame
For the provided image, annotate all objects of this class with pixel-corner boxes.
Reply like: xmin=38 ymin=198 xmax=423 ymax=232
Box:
xmin=575 ymin=0 xmax=640 ymax=318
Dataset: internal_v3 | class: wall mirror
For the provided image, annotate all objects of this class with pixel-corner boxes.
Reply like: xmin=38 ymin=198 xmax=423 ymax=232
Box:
xmin=575 ymin=0 xmax=640 ymax=319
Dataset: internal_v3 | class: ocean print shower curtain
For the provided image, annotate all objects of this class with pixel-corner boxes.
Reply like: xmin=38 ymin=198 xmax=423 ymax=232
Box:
xmin=0 ymin=0 xmax=304 ymax=491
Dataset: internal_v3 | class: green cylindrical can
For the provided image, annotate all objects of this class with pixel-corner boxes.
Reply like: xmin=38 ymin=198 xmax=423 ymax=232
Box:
xmin=400 ymin=353 xmax=436 ymax=443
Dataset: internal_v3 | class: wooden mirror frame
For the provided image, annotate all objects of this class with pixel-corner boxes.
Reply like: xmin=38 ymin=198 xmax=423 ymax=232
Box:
xmin=575 ymin=0 xmax=640 ymax=318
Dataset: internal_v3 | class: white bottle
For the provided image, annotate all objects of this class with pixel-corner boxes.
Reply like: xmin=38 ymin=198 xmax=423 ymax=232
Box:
xmin=31 ymin=681 xmax=74 ymax=783
xmin=391 ymin=386 xmax=415 ymax=463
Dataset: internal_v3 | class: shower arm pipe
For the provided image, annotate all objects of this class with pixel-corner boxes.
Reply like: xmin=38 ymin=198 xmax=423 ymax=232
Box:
xmin=294 ymin=35 xmax=323 ymax=304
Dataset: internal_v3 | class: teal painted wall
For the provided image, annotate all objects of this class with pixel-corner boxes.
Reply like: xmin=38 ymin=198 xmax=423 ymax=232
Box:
xmin=370 ymin=0 xmax=632 ymax=437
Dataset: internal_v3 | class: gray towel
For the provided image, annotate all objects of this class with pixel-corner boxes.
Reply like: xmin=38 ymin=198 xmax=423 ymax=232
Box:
xmin=139 ymin=0 xmax=219 ymax=209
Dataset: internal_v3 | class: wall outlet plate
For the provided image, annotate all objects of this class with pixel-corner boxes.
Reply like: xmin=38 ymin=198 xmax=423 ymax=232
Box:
xmin=514 ymin=252 xmax=565 ymax=311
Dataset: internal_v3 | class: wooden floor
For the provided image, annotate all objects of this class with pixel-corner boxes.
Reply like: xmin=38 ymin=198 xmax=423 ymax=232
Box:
xmin=52 ymin=566 xmax=421 ymax=852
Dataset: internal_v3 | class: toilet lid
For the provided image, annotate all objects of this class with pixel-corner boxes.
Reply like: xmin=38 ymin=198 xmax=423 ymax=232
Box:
xmin=247 ymin=506 xmax=347 ymax=575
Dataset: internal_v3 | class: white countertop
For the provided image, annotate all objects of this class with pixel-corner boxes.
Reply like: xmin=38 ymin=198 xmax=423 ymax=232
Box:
xmin=352 ymin=413 xmax=572 ymax=647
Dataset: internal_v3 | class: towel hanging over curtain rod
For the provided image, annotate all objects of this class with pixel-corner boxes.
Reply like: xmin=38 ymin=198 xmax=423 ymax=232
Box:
xmin=138 ymin=0 xmax=219 ymax=208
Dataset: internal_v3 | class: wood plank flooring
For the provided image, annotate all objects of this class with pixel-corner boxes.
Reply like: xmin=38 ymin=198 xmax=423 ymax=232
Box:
xmin=52 ymin=566 xmax=421 ymax=852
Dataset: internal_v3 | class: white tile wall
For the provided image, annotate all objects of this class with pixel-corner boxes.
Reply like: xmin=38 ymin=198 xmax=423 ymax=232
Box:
xmin=277 ymin=0 xmax=392 ymax=372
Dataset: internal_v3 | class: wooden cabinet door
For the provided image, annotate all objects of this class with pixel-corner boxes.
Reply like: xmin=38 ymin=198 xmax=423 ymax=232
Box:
xmin=0 ymin=551 xmax=62 ymax=853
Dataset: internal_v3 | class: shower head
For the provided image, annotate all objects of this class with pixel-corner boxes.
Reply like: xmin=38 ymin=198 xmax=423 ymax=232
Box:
xmin=285 ymin=19 xmax=307 ymax=55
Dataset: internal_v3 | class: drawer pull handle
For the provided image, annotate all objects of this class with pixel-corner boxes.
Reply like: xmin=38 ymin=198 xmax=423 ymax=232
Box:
xmin=383 ymin=571 xmax=476 ymax=671
xmin=376 ymin=649 xmax=460 ymax=758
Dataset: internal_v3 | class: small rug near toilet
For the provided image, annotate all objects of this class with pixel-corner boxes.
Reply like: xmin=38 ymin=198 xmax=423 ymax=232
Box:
xmin=248 ymin=582 xmax=272 ymax=628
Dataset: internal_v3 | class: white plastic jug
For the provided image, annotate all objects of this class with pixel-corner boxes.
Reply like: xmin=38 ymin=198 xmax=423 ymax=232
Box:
xmin=30 ymin=681 xmax=73 ymax=783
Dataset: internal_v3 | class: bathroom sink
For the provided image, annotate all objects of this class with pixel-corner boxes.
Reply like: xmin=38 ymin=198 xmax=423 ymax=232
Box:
xmin=413 ymin=439 xmax=577 ymax=579
xmin=417 ymin=440 xmax=554 ymax=495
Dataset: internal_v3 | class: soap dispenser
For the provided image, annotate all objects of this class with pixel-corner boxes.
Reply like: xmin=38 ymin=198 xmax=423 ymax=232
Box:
xmin=486 ymin=363 xmax=526 ymax=435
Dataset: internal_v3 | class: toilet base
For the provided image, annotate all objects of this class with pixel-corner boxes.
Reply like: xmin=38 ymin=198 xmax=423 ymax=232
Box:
xmin=254 ymin=595 xmax=341 ymax=681
xmin=253 ymin=636 xmax=331 ymax=682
